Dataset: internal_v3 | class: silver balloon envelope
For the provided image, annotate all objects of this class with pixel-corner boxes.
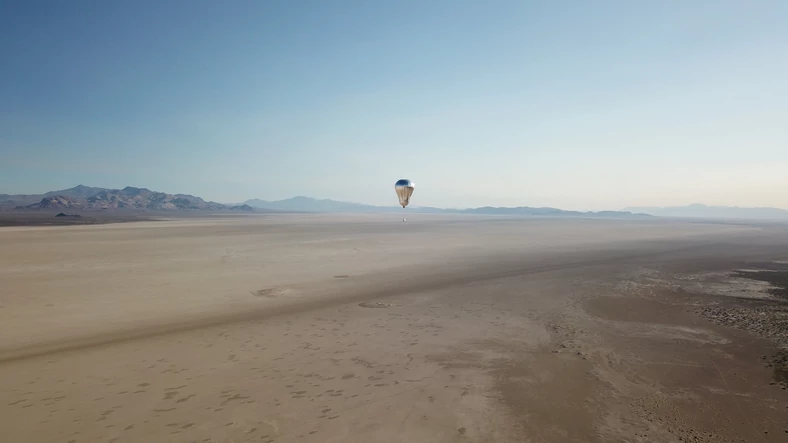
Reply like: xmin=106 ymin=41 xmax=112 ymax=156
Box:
xmin=394 ymin=179 xmax=415 ymax=208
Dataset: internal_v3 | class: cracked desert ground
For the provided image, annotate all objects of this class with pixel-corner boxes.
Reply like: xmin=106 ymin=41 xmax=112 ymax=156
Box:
xmin=2 ymin=214 xmax=788 ymax=442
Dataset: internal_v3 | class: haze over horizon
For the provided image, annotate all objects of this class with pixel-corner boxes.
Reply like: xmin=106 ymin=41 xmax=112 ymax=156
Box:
xmin=2 ymin=1 xmax=786 ymax=212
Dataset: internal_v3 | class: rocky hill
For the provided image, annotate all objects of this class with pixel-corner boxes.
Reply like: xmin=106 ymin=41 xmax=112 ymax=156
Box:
xmin=28 ymin=195 xmax=83 ymax=210
xmin=9 ymin=185 xmax=244 ymax=212
xmin=82 ymin=187 xmax=226 ymax=210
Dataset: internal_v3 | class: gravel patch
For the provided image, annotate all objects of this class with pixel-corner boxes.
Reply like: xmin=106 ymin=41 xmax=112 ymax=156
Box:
xmin=695 ymin=304 xmax=788 ymax=345
xmin=692 ymin=263 xmax=788 ymax=387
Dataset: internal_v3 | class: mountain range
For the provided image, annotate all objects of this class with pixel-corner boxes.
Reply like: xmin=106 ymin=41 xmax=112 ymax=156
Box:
xmin=5 ymin=185 xmax=786 ymax=220
xmin=241 ymin=197 xmax=651 ymax=218
xmin=0 ymin=185 xmax=653 ymax=218
xmin=3 ymin=185 xmax=786 ymax=221
xmin=0 ymin=185 xmax=252 ymax=212
xmin=623 ymin=204 xmax=788 ymax=219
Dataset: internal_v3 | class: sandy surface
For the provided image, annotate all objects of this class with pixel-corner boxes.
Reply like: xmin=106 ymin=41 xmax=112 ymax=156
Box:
xmin=2 ymin=214 xmax=788 ymax=442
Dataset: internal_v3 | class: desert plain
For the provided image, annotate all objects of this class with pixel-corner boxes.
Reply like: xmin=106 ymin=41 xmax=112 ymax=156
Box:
xmin=1 ymin=214 xmax=787 ymax=442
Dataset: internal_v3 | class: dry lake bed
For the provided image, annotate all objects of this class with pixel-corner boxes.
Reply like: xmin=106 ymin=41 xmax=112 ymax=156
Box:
xmin=2 ymin=214 xmax=788 ymax=442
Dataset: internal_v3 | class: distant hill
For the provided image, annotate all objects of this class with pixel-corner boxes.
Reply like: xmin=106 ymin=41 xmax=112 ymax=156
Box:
xmin=244 ymin=197 xmax=650 ymax=218
xmin=454 ymin=206 xmax=650 ymax=218
xmin=229 ymin=204 xmax=255 ymax=212
xmin=244 ymin=196 xmax=379 ymax=213
xmin=624 ymin=204 xmax=788 ymax=220
xmin=1 ymin=185 xmax=109 ymax=207
xmin=0 ymin=192 xmax=47 ymax=207
xmin=45 ymin=184 xmax=106 ymax=200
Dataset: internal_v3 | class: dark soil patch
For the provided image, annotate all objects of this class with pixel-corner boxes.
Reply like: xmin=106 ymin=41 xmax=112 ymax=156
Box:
xmin=251 ymin=288 xmax=285 ymax=298
xmin=358 ymin=302 xmax=394 ymax=309
xmin=770 ymin=350 xmax=788 ymax=387
xmin=733 ymin=269 xmax=788 ymax=299
xmin=0 ymin=212 xmax=157 ymax=227
xmin=583 ymin=296 xmax=692 ymax=324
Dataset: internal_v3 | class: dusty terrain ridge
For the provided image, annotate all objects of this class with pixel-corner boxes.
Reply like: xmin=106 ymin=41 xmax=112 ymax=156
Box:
xmin=1 ymin=215 xmax=787 ymax=442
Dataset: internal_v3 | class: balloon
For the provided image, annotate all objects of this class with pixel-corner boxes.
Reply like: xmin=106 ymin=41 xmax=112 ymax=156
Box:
xmin=394 ymin=179 xmax=415 ymax=208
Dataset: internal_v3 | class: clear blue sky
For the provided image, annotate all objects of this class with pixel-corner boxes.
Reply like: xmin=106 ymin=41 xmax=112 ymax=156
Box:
xmin=1 ymin=0 xmax=786 ymax=210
